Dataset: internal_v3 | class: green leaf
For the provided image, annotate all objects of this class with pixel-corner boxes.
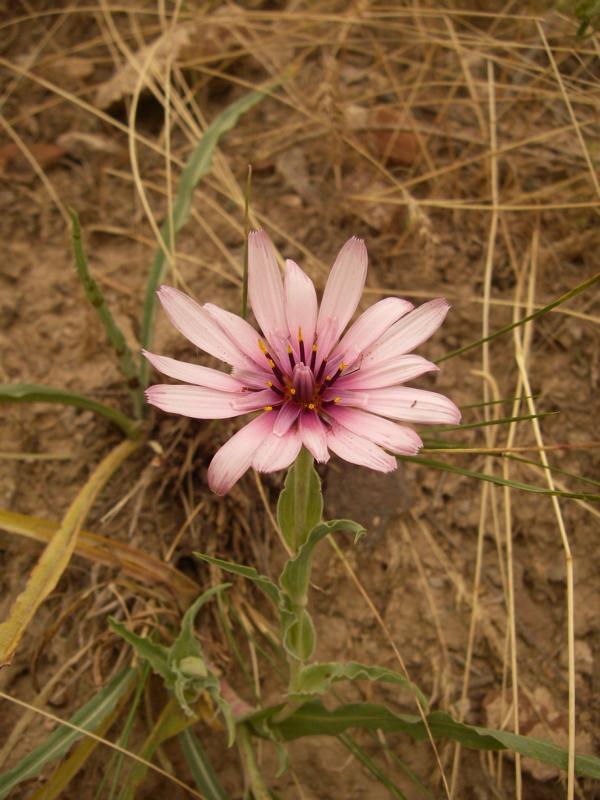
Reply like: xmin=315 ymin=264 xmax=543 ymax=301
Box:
xmin=397 ymin=454 xmax=600 ymax=502
xmin=337 ymin=733 xmax=410 ymax=800
xmin=108 ymin=618 xmax=171 ymax=684
xmin=179 ymin=730 xmax=230 ymax=800
xmin=140 ymin=88 xmax=269 ymax=387
xmin=195 ymin=553 xmax=281 ymax=605
xmin=258 ymin=701 xmax=600 ymax=780
xmin=0 ymin=384 xmax=140 ymax=438
xmin=69 ymin=209 xmax=142 ymax=418
xmin=279 ymin=598 xmax=316 ymax=662
xmin=277 ymin=448 xmax=323 ymax=552
xmin=291 ymin=662 xmax=428 ymax=710
xmin=170 ymin=583 xmax=230 ymax=667
xmin=437 ymin=271 xmax=600 ymax=363
xmin=279 ymin=519 xmax=365 ymax=605
xmin=0 ymin=668 xmax=135 ymax=799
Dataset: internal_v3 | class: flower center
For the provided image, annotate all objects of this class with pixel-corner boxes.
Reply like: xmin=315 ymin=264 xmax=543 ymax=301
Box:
xmin=259 ymin=330 xmax=345 ymax=412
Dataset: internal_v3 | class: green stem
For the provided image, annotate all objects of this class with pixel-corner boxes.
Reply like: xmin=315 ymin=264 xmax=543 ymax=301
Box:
xmin=292 ymin=447 xmax=314 ymax=553
xmin=69 ymin=209 xmax=143 ymax=419
xmin=237 ymin=723 xmax=270 ymax=800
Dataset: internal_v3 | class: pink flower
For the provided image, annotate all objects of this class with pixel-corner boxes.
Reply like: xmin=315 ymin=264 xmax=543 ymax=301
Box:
xmin=144 ymin=231 xmax=460 ymax=495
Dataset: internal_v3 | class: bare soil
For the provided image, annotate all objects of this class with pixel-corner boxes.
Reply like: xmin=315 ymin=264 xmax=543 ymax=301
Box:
xmin=0 ymin=3 xmax=599 ymax=799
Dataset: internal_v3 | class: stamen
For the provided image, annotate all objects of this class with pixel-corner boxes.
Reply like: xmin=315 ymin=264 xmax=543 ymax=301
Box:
xmin=328 ymin=362 xmax=346 ymax=386
xmin=270 ymin=383 xmax=284 ymax=397
xmin=258 ymin=339 xmax=284 ymax=384
xmin=307 ymin=402 xmax=315 ymax=410
xmin=334 ymin=396 xmax=341 ymax=403
xmin=298 ymin=327 xmax=306 ymax=364
xmin=315 ymin=358 xmax=327 ymax=383
xmin=289 ymin=387 xmax=296 ymax=395
xmin=310 ymin=344 xmax=317 ymax=371
xmin=263 ymin=405 xmax=273 ymax=411
xmin=287 ymin=344 xmax=296 ymax=370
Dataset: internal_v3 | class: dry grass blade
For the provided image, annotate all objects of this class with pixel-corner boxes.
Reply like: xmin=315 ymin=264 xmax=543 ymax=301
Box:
xmin=0 ymin=438 xmax=140 ymax=666
xmin=0 ymin=509 xmax=200 ymax=611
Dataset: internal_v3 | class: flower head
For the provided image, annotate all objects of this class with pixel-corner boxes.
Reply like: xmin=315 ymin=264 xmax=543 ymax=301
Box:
xmin=144 ymin=231 xmax=460 ymax=494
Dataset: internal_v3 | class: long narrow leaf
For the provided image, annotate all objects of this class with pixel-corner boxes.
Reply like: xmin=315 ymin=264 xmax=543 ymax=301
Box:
xmin=0 ymin=438 xmax=140 ymax=666
xmin=179 ymin=729 xmax=230 ymax=800
xmin=0 ymin=668 xmax=135 ymax=799
xmin=0 ymin=509 xmax=200 ymax=610
xmin=258 ymin=701 xmax=600 ymax=780
xmin=140 ymin=88 xmax=269 ymax=387
xmin=0 ymin=384 xmax=140 ymax=438
xmin=28 ymin=699 xmax=127 ymax=800
xmin=337 ymin=733 xmax=408 ymax=800
xmin=397 ymin=454 xmax=600 ymax=502
xmin=438 ymin=271 xmax=600 ymax=363
xmin=70 ymin=209 xmax=143 ymax=417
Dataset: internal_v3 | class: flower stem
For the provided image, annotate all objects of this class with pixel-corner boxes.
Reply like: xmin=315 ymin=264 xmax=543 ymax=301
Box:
xmin=292 ymin=447 xmax=314 ymax=553
xmin=237 ymin=722 xmax=270 ymax=800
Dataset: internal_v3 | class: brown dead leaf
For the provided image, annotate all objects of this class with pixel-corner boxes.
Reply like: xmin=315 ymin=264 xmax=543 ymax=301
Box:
xmin=344 ymin=104 xmax=419 ymax=167
xmin=57 ymin=131 xmax=122 ymax=157
xmin=0 ymin=143 xmax=65 ymax=181
xmin=95 ymin=24 xmax=195 ymax=108
xmin=47 ymin=56 xmax=94 ymax=81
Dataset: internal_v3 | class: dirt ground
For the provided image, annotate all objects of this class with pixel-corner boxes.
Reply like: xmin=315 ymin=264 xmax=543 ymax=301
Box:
xmin=0 ymin=2 xmax=599 ymax=798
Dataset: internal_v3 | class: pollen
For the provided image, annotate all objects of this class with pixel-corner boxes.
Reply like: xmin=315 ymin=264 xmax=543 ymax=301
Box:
xmin=268 ymin=359 xmax=276 ymax=368
xmin=267 ymin=380 xmax=273 ymax=387
xmin=307 ymin=402 xmax=315 ymax=410
xmin=263 ymin=405 xmax=273 ymax=411
xmin=333 ymin=396 xmax=341 ymax=403
xmin=258 ymin=339 xmax=268 ymax=353
xmin=289 ymin=387 xmax=296 ymax=395
xmin=298 ymin=327 xmax=303 ymax=341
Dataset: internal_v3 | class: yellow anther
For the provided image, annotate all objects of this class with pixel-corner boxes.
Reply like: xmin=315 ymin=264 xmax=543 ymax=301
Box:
xmin=339 ymin=362 xmax=346 ymax=371
xmin=268 ymin=359 xmax=276 ymax=368
xmin=289 ymin=388 xmax=296 ymax=395
xmin=333 ymin=396 xmax=341 ymax=403
xmin=312 ymin=343 xmax=318 ymax=352
xmin=307 ymin=402 xmax=315 ymax=410
xmin=298 ymin=326 xmax=303 ymax=341
xmin=287 ymin=344 xmax=293 ymax=354
xmin=266 ymin=380 xmax=273 ymax=388
xmin=258 ymin=339 xmax=268 ymax=353
xmin=325 ymin=375 xmax=331 ymax=382
xmin=263 ymin=405 xmax=273 ymax=411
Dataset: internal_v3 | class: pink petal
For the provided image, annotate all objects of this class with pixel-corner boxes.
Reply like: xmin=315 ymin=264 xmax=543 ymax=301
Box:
xmin=252 ymin=427 xmax=302 ymax=472
xmin=298 ymin=411 xmax=329 ymax=462
xmin=248 ymin=230 xmax=287 ymax=340
xmin=157 ymin=286 xmax=252 ymax=369
xmin=335 ymin=355 xmax=438 ymax=391
xmin=145 ymin=384 xmax=245 ymax=419
xmin=313 ymin=315 xmax=339 ymax=368
xmin=321 ymin=389 xmax=369 ymax=409
xmin=284 ymin=259 xmax=318 ymax=352
xmin=273 ymin=402 xmax=301 ymax=436
xmin=327 ymin=423 xmax=397 ymax=473
xmin=208 ymin=412 xmax=276 ymax=495
xmin=364 ymin=387 xmax=461 ymax=424
xmin=231 ymin=367 xmax=275 ymax=391
xmin=230 ymin=388 xmax=282 ymax=413
xmin=316 ymin=237 xmax=368 ymax=351
xmin=365 ymin=299 xmax=450 ymax=364
xmin=327 ymin=406 xmax=422 ymax=454
xmin=333 ymin=297 xmax=414 ymax=363
xmin=142 ymin=350 xmax=243 ymax=392
xmin=204 ymin=304 xmax=265 ymax=368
